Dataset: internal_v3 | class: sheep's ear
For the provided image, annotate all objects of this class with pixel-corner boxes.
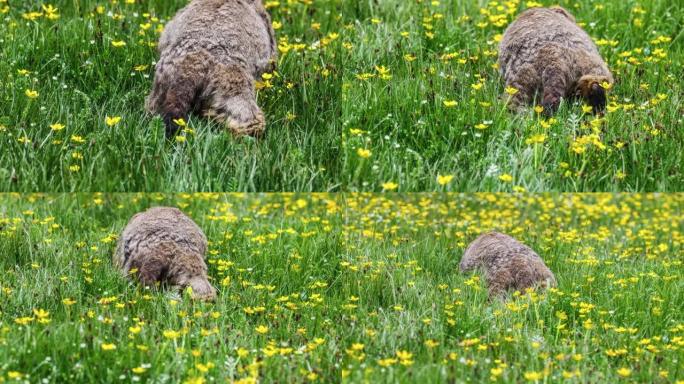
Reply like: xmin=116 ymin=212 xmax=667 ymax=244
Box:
xmin=550 ymin=6 xmax=575 ymax=22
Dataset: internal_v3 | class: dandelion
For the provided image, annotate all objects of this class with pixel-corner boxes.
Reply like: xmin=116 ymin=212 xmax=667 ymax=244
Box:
xmin=255 ymin=325 xmax=269 ymax=334
xmin=616 ymin=367 xmax=631 ymax=377
xmin=175 ymin=135 xmax=187 ymax=143
xmin=437 ymin=174 xmax=454 ymax=185
xmin=443 ymin=100 xmax=458 ymax=107
xmin=101 ymin=343 xmax=117 ymax=351
xmin=111 ymin=40 xmax=127 ymax=47
xmin=381 ymin=181 xmax=398 ymax=191
xmin=524 ymin=371 xmax=543 ymax=381
xmin=105 ymin=116 xmax=122 ymax=127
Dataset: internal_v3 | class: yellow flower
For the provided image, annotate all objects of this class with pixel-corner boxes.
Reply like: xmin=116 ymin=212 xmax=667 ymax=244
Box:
xmin=163 ymin=330 xmax=181 ymax=340
xmin=534 ymin=105 xmax=544 ymax=114
xmin=616 ymin=367 xmax=631 ymax=377
xmin=356 ymin=148 xmax=372 ymax=158
xmin=62 ymin=298 xmax=76 ymax=306
xmin=111 ymin=40 xmax=127 ymax=47
xmin=499 ymin=173 xmax=513 ymax=182
xmin=175 ymin=135 xmax=187 ymax=143
xmin=50 ymin=123 xmax=66 ymax=131
xmin=524 ymin=371 xmax=542 ymax=381
xmin=581 ymin=105 xmax=593 ymax=114
xmin=437 ymin=174 xmax=454 ymax=185
xmin=505 ymin=86 xmax=519 ymax=95
xmin=173 ymin=118 xmax=187 ymax=127
xmin=255 ymin=325 xmax=269 ymax=334
xmin=101 ymin=343 xmax=117 ymax=351
xmin=381 ymin=181 xmax=398 ymax=191
xmin=443 ymin=100 xmax=458 ymax=107
xmin=132 ymin=367 xmax=147 ymax=374
xmin=105 ymin=116 xmax=122 ymax=127
xmin=25 ymin=89 xmax=39 ymax=99
xmin=237 ymin=347 xmax=250 ymax=358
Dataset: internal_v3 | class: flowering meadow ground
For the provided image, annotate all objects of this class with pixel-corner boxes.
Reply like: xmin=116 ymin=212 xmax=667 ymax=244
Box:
xmin=0 ymin=193 xmax=682 ymax=383
xmin=1 ymin=0 xmax=682 ymax=192
xmin=1 ymin=0 xmax=343 ymax=192
xmin=341 ymin=0 xmax=683 ymax=192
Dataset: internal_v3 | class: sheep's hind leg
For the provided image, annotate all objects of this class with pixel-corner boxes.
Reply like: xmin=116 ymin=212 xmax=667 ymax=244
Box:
xmin=158 ymin=53 xmax=209 ymax=138
xmin=504 ymin=63 xmax=539 ymax=113
xmin=206 ymin=64 xmax=265 ymax=137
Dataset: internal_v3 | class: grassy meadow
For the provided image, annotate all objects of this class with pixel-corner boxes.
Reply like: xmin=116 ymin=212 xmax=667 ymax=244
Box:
xmin=0 ymin=0 xmax=343 ymax=192
xmin=1 ymin=0 xmax=682 ymax=192
xmin=341 ymin=0 xmax=684 ymax=192
xmin=0 ymin=193 xmax=683 ymax=382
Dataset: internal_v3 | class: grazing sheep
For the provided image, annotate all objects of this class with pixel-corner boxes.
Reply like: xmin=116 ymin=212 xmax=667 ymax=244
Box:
xmin=459 ymin=232 xmax=556 ymax=299
xmin=114 ymin=207 xmax=217 ymax=301
xmin=498 ymin=6 xmax=613 ymax=115
xmin=146 ymin=0 xmax=277 ymax=138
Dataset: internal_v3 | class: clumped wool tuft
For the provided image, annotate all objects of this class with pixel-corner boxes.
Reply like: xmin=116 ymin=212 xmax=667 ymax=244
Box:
xmin=498 ymin=6 xmax=613 ymax=115
xmin=114 ymin=207 xmax=217 ymax=301
xmin=146 ymin=0 xmax=276 ymax=137
xmin=459 ymin=232 xmax=556 ymax=299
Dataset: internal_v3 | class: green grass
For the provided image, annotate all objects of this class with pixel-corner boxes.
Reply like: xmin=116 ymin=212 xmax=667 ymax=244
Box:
xmin=341 ymin=0 xmax=684 ymax=192
xmin=1 ymin=193 xmax=683 ymax=382
xmin=0 ymin=1 xmax=344 ymax=192
xmin=2 ymin=0 xmax=683 ymax=192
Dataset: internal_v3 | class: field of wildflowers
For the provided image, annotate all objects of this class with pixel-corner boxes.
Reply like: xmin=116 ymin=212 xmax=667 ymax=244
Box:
xmin=0 ymin=193 xmax=682 ymax=382
xmin=341 ymin=0 xmax=683 ymax=192
xmin=1 ymin=0 xmax=682 ymax=192
xmin=1 ymin=0 xmax=343 ymax=192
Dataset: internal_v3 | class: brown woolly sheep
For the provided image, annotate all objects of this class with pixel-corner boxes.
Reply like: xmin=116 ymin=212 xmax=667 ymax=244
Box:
xmin=146 ymin=0 xmax=277 ymax=138
xmin=498 ymin=6 xmax=613 ymax=115
xmin=459 ymin=232 xmax=556 ymax=299
xmin=114 ymin=207 xmax=217 ymax=301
